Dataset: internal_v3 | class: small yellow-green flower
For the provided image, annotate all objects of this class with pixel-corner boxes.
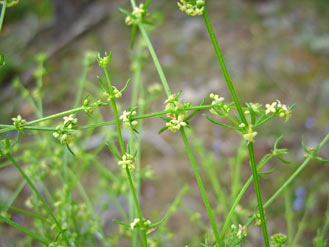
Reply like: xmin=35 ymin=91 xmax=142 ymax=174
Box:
xmin=209 ymin=93 xmax=224 ymax=105
xmin=130 ymin=217 xmax=152 ymax=230
xmin=125 ymin=4 xmax=146 ymax=26
xmin=12 ymin=115 xmax=26 ymax=131
xmin=63 ymin=114 xmax=77 ymax=129
xmin=237 ymin=224 xmax=247 ymax=239
xmin=97 ymin=51 xmax=112 ymax=67
xmin=178 ymin=0 xmax=205 ymax=16
xmin=120 ymin=110 xmax=137 ymax=129
xmin=265 ymin=101 xmax=277 ymax=115
xmin=265 ymin=100 xmax=292 ymax=121
xmin=276 ymin=100 xmax=292 ymax=121
xmin=243 ymin=125 xmax=257 ymax=143
xmin=166 ymin=115 xmax=187 ymax=132
xmin=271 ymin=233 xmax=288 ymax=246
xmin=164 ymin=93 xmax=184 ymax=119
xmin=130 ymin=218 xmax=140 ymax=229
xmin=118 ymin=153 xmax=136 ymax=170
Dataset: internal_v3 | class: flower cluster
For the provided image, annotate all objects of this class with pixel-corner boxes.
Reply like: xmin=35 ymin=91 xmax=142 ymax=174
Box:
xmin=82 ymin=98 xmax=93 ymax=114
xmin=125 ymin=4 xmax=146 ymax=26
xmin=12 ymin=115 xmax=26 ymax=131
xmin=63 ymin=114 xmax=78 ymax=129
xmin=48 ymin=242 xmax=65 ymax=247
xmin=165 ymin=93 xmax=184 ymax=117
xmin=242 ymin=124 xmax=257 ymax=143
xmin=0 ymin=138 xmax=11 ymax=158
xmin=223 ymin=224 xmax=248 ymax=246
xmin=53 ymin=115 xmax=77 ymax=144
xmin=118 ymin=153 xmax=136 ymax=170
xmin=120 ymin=110 xmax=138 ymax=129
xmin=130 ymin=217 xmax=151 ymax=230
xmin=97 ymin=51 xmax=111 ymax=68
xmin=164 ymin=93 xmax=188 ymax=133
xmin=270 ymin=233 xmax=288 ymax=247
xmin=177 ymin=0 xmax=205 ymax=16
xmin=209 ymin=93 xmax=230 ymax=116
xmin=103 ymin=86 xmax=122 ymax=102
xmin=265 ymin=100 xmax=291 ymax=121
xmin=236 ymin=224 xmax=247 ymax=239
xmin=166 ymin=115 xmax=187 ymax=133
xmin=53 ymin=126 xmax=74 ymax=145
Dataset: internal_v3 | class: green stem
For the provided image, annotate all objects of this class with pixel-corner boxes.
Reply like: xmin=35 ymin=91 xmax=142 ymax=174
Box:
xmin=319 ymin=214 xmax=329 ymax=240
xmin=138 ymin=23 xmax=171 ymax=97
xmin=292 ymin=194 xmax=313 ymax=245
xmin=0 ymin=105 xmax=215 ymax=133
xmin=219 ymin=153 xmax=274 ymax=241
xmin=284 ymin=187 xmax=294 ymax=246
xmin=126 ymin=167 xmax=148 ymax=246
xmin=6 ymin=153 xmax=70 ymax=245
xmin=73 ymin=62 xmax=90 ymax=108
xmin=247 ymin=143 xmax=270 ymax=245
xmin=103 ymin=66 xmax=147 ymax=247
xmin=129 ymin=39 xmax=144 ymax=247
xmin=203 ymin=7 xmax=269 ymax=245
xmin=134 ymin=6 xmax=221 ymax=243
xmin=5 ymin=180 xmax=26 ymax=213
xmin=103 ymin=68 xmax=125 ymax=154
xmin=0 ymin=215 xmax=50 ymax=245
xmin=246 ymin=132 xmax=329 ymax=227
xmin=231 ymin=141 xmax=245 ymax=201
xmin=180 ymin=128 xmax=221 ymax=245
xmin=0 ymin=204 xmax=48 ymax=222
xmin=0 ymin=0 xmax=7 ymax=32
xmin=202 ymin=8 xmax=246 ymax=125
xmin=0 ymin=107 xmax=84 ymax=134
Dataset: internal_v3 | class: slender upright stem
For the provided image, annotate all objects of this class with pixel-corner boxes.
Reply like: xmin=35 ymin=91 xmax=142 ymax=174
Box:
xmin=133 ymin=2 xmax=221 ymax=243
xmin=247 ymin=143 xmax=270 ymax=246
xmin=203 ymin=7 xmax=269 ymax=246
xmin=219 ymin=153 xmax=274 ymax=241
xmin=138 ymin=24 xmax=171 ymax=97
xmin=103 ymin=68 xmax=125 ymax=154
xmin=202 ymin=8 xmax=246 ymax=125
xmin=103 ymin=66 xmax=147 ymax=247
xmin=180 ymin=128 xmax=221 ymax=245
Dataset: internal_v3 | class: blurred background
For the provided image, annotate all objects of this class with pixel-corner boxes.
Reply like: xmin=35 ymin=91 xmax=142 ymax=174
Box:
xmin=0 ymin=0 xmax=329 ymax=246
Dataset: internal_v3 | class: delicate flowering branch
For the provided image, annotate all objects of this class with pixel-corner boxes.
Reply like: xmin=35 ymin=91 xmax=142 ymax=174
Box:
xmin=97 ymin=51 xmax=148 ymax=247
xmin=177 ymin=0 xmax=205 ymax=16
xmin=245 ymin=133 xmax=329 ymax=228
xmin=2 ymin=152 xmax=70 ymax=245
xmin=202 ymin=5 xmax=270 ymax=245
xmin=130 ymin=0 xmax=222 ymax=244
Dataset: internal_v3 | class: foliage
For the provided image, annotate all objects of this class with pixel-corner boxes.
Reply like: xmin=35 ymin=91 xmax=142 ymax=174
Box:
xmin=0 ymin=1 xmax=328 ymax=246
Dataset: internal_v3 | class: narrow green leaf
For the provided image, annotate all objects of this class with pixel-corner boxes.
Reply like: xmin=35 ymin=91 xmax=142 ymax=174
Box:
xmin=0 ymin=215 xmax=50 ymax=245
xmin=204 ymin=114 xmax=240 ymax=130
xmin=97 ymin=76 xmax=107 ymax=93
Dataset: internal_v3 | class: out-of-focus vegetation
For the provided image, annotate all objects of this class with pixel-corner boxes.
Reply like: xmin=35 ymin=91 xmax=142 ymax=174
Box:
xmin=0 ymin=0 xmax=328 ymax=246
